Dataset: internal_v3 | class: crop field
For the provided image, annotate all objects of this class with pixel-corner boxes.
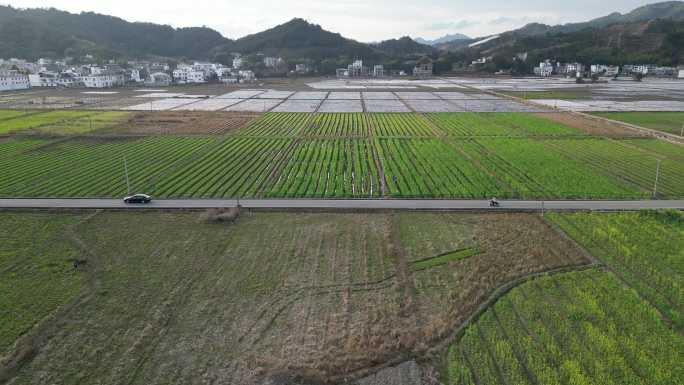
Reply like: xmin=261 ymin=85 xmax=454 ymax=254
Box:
xmin=444 ymin=210 xmax=684 ymax=385
xmin=0 ymin=110 xmax=125 ymax=134
xmin=444 ymin=269 xmax=684 ymax=385
xmin=266 ymin=139 xmax=381 ymax=198
xmin=154 ymin=137 xmax=293 ymax=198
xmin=545 ymin=139 xmax=684 ymax=198
xmin=0 ymin=213 xmax=84 ymax=356
xmin=0 ymin=111 xmax=683 ymax=199
xmin=377 ymin=139 xmax=503 ymax=198
xmin=0 ymin=137 xmax=215 ymax=197
xmin=237 ymin=112 xmax=311 ymax=137
xmin=1 ymin=211 xmax=589 ymax=385
xmin=592 ymin=112 xmax=684 ymax=135
xmin=427 ymin=113 xmax=582 ymax=137
xmin=550 ymin=211 xmax=684 ymax=331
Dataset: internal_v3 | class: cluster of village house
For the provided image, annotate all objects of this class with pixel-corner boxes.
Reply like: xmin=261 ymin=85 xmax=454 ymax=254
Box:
xmin=0 ymin=54 xmax=306 ymax=92
xmin=335 ymin=57 xmax=434 ymax=78
xmin=0 ymin=54 xmax=434 ymax=92
xmin=534 ymin=59 xmax=684 ymax=79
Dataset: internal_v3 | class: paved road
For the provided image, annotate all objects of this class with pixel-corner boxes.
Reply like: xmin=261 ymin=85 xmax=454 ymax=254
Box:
xmin=0 ymin=199 xmax=682 ymax=211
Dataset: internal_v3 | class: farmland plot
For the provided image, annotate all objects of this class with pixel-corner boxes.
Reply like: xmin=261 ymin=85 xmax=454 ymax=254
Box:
xmin=303 ymin=113 xmax=371 ymax=137
xmin=376 ymin=138 xmax=502 ymax=198
xmin=4 ymin=211 xmax=588 ymax=385
xmin=445 ymin=269 xmax=684 ymax=385
xmin=462 ymin=139 xmax=638 ymax=199
xmin=368 ymin=113 xmax=438 ymax=137
xmin=544 ymin=139 xmax=684 ymax=198
xmin=237 ymin=112 xmax=312 ymax=137
xmin=153 ymin=137 xmax=293 ymax=198
xmin=0 ymin=213 xmax=84 ymax=356
xmin=0 ymin=137 xmax=215 ymax=197
xmin=265 ymin=139 xmax=380 ymax=198
xmin=364 ymin=99 xmax=410 ymax=113
xmin=550 ymin=211 xmax=684 ymax=331
xmin=0 ymin=110 xmax=99 ymax=134
xmin=591 ymin=112 xmax=684 ymax=135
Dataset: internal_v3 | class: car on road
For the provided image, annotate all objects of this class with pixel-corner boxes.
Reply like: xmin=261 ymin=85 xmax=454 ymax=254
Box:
xmin=123 ymin=194 xmax=152 ymax=204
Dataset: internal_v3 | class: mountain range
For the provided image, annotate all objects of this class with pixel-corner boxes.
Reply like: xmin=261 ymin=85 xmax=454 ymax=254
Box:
xmin=1 ymin=2 xmax=683 ymax=72
xmin=437 ymin=1 xmax=684 ymax=71
xmin=415 ymin=34 xmax=471 ymax=46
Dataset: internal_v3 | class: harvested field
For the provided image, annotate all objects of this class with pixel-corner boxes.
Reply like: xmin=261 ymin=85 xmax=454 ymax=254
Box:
xmin=100 ymin=111 xmax=260 ymax=135
xmin=2 ymin=211 xmax=590 ymax=385
xmin=535 ymin=112 xmax=649 ymax=138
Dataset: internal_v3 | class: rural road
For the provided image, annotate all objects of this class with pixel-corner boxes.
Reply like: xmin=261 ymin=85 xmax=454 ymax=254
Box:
xmin=0 ymin=199 xmax=683 ymax=211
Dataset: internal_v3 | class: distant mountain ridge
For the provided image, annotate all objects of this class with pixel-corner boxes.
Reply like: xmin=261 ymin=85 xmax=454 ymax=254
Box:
xmin=439 ymin=1 xmax=684 ymax=72
xmin=415 ymin=34 xmax=471 ymax=46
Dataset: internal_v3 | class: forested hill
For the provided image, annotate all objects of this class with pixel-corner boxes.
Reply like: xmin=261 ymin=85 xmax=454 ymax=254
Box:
xmin=438 ymin=1 xmax=684 ymax=71
xmin=0 ymin=7 xmax=432 ymax=63
xmin=0 ymin=6 xmax=231 ymax=60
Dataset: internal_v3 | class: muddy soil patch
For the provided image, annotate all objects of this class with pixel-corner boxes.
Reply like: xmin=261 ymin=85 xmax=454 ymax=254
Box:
xmin=102 ymin=111 xmax=260 ymax=135
xmin=535 ymin=112 xmax=648 ymax=138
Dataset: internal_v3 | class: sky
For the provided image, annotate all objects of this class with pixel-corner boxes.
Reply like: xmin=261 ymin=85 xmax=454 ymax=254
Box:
xmin=2 ymin=0 xmax=672 ymax=42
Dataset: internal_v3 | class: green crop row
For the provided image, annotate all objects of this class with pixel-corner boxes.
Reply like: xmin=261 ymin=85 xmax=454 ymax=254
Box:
xmin=426 ymin=112 xmax=582 ymax=137
xmin=377 ymin=138 xmax=503 ymax=198
xmin=592 ymin=112 xmax=684 ymax=136
xmin=236 ymin=112 xmax=312 ymax=137
xmin=155 ymin=137 xmax=293 ymax=198
xmin=266 ymin=139 xmax=380 ymax=198
xmin=550 ymin=211 xmax=684 ymax=330
xmin=545 ymin=139 xmax=684 ymax=198
xmin=445 ymin=269 xmax=684 ymax=385
xmin=236 ymin=112 xmax=586 ymax=138
xmin=0 ymin=137 xmax=215 ymax=197
xmin=0 ymin=134 xmax=681 ymax=199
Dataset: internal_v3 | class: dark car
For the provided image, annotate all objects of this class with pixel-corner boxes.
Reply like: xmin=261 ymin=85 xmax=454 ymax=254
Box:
xmin=123 ymin=194 xmax=152 ymax=204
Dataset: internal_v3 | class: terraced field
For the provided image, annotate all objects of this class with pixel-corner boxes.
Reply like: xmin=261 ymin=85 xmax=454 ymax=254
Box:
xmin=0 ymin=112 xmax=683 ymax=199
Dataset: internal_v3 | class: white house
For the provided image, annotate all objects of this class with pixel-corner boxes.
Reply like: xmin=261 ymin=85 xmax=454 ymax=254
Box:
xmin=679 ymin=67 xmax=684 ymax=79
xmin=173 ymin=65 xmax=206 ymax=84
xmin=0 ymin=70 xmax=30 ymax=91
xmin=373 ymin=65 xmax=384 ymax=77
xmin=146 ymin=72 xmax=172 ymax=86
xmin=28 ymin=72 xmax=58 ymax=87
xmin=534 ymin=61 xmax=554 ymax=77
xmin=233 ymin=56 xmax=243 ymax=69
xmin=263 ymin=57 xmax=283 ymax=68
xmin=81 ymin=72 xmax=124 ymax=88
xmin=591 ymin=65 xmax=620 ymax=77
xmin=239 ymin=70 xmax=256 ymax=82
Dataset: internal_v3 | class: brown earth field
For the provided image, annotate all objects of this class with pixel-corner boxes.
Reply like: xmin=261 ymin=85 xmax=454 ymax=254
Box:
xmin=0 ymin=210 xmax=592 ymax=385
xmin=534 ymin=112 xmax=650 ymax=138
xmin=99 ymin=111 xmax=261 ymax=135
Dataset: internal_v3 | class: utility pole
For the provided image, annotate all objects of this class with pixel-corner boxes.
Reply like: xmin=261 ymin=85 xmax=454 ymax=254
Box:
xmin=541 ymin=201 xmax=545 ymax=217
xmin=653 ymin=159 xmax=661 ymax=199
xmin=680 ymin=123 xmax=683 ymax=137
xmin=123 ymin=156 xmax=131 ymax=195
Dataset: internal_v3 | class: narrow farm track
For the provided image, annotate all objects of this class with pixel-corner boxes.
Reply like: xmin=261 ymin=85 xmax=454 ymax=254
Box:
xmin=0 ymin=198 xmax=682 ymax=210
